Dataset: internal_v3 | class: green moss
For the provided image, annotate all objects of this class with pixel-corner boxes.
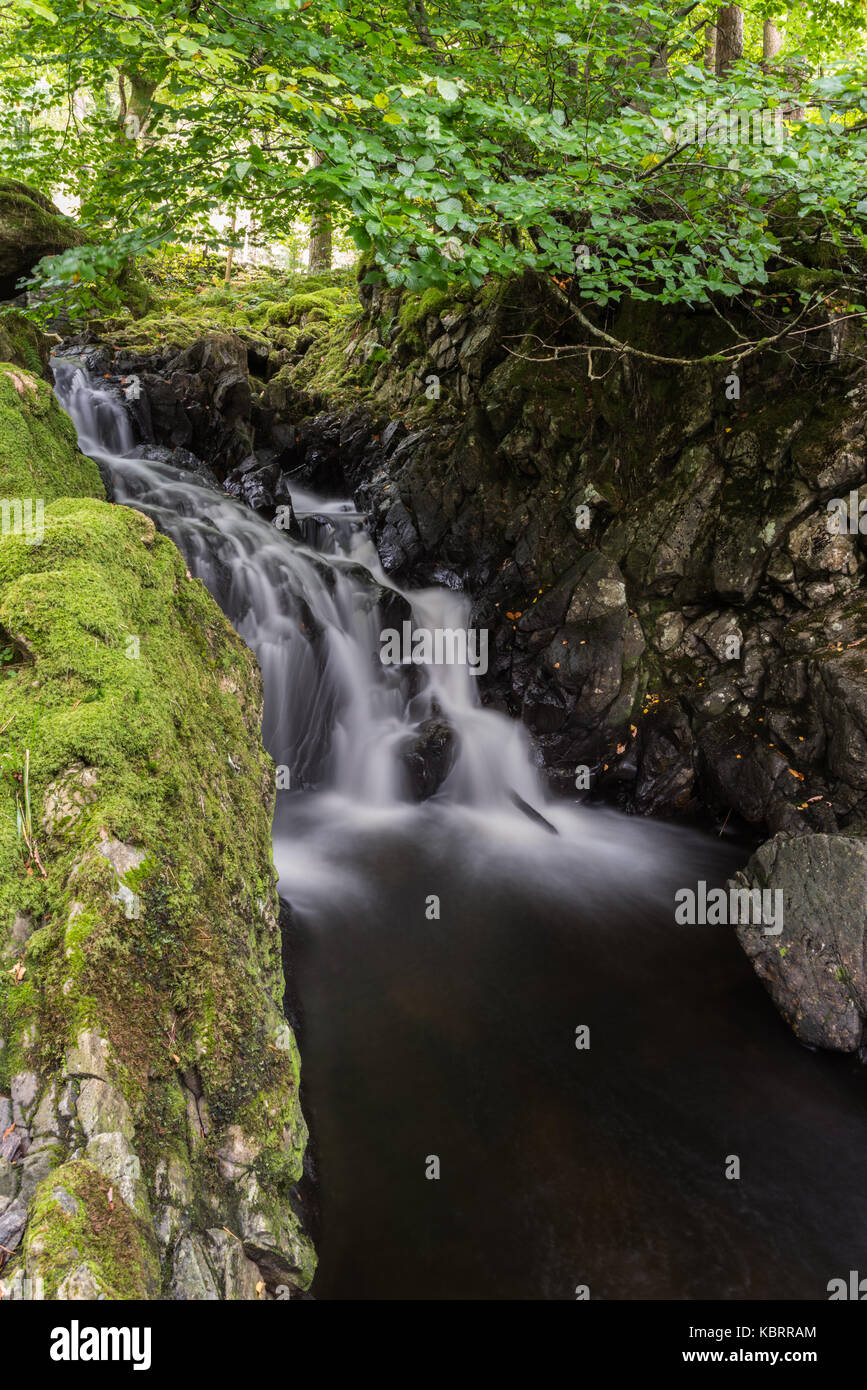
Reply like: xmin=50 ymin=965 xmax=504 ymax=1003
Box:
xmin=0 ymin=367 xmax=103 ymax=501
xmin=115 ymin=261 xmax=153 ymax=319
xmin=0 ymin=378 xmax=314 ymax=1292
xmin=265 ymin=289 xmax=348 ymax=327
xmin=0 ymin=977 xmax=36 ymax=1092
xmin=24 ymin=1159 xmax=160 ymax=1298
xmin=0 ymin=312 xmax=46 ymax=375
xmin=0 ymin=497 xmax=272 ymax=1086
xmin=398 ymin=287 xmax=451 ymax=333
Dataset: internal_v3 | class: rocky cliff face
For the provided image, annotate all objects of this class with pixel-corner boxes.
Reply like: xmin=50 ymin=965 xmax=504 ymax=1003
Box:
xmin=90 ymin=272 xmax=867 ymax=834
xmin=0 ymin=365 xmax=314 ymax=1299
xmin=78 ymin=265 xmax=867 ymax=1055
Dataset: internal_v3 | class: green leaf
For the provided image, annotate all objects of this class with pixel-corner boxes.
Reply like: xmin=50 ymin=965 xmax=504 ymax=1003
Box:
xmin=435 ymin=77 xmax=459 ymax=103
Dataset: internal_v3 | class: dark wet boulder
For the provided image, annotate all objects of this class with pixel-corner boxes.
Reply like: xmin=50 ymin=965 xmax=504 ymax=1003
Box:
xmin=379 ymin=499 xmax=423 ymax=575
xmin=224 ymin=451 xmax=281 ymax=511
xmin=117 ymin=332 xmax=252 ymax=466
xmin=131 ymin=443 xmax=220 ymax=490
xmin=402 ymin=716 xmax=458 ymax=800
xmin=731 ymin=833 xmax=867 ymax=1052
xmin=632 ymin=701 xmax=697 ymax=816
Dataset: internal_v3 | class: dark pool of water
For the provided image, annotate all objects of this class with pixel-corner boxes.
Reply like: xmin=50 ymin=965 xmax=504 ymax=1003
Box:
xmin=275 ymin=796 xmax=867 ymax=1301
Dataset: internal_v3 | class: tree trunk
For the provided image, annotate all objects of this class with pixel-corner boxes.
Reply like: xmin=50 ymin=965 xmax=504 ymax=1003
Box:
xmin=308 ymin=152 xmax=332 ymax=273
xmin=704 ymin=23 xmax=717 ymax=71
xmin=763 ymin=19 xmax=783 ymax=63
xmin=119 ymin=69 xmax=157 ymax=141
xmin=224 ymin=210 xmax=237 ymax=285
xmin=715 ymin=5 xmax=743 ymax=76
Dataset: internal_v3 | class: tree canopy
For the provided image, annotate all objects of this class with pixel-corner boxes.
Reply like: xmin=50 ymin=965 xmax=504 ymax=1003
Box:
xmin=0 ymin=0 xmax=865 ymax=316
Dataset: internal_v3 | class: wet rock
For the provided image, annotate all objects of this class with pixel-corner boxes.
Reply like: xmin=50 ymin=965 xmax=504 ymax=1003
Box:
xmin=76 ymin=1078 xmax=135 ymax=1144
xmin=29 ymin=1084 xmax=62 ymax=1147
xmin=114 ymin=331 xmax=253 ymax=467
xmin=224 ymin=451 xmax=281 ymax=511
xmin=0 ymin=1122 xmax=26 ymax=1163
xmin=131 ymin=443 xmax=220 ymax=490
xmin=11 ymin=1071 xmax=38 ymax=1127
xmin=85 ymin=1132 xmax=149 ymax=1218
xmin=0 ymin=1156 xmax=17 ymax=1207
xmin=236 ymin=1172 xmax=315 ymax=1291
xmin=732 ymin=833 xmax=867 ymax=1050
xmin=379 ymin=499 xmax=422 ymax=574
xmin=402 ymin=716 xmax=458 ymax=800
xmin=65 ymin=1030 xmax=112 ymax=1083
xmin=217 ymin=1125 xmax=260 ymax=1183
xmin=633 ymin=703 xmax=697 ymax=816
xmin=19 ymin=1150 xmax=57 ymax=1204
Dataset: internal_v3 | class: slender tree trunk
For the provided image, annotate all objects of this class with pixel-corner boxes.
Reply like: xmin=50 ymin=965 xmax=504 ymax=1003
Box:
xmin=704 ymin=23 xmax=717 ymax=71
xmin=224 ymin=209 xmax=237 ymax=284
xmin=762 ymin=14 xmax=804 ymax=119
xmin=715 ymin=5 xmax=743 ymax=76
xmin=308 ymin=151 xmax=333 ymax=273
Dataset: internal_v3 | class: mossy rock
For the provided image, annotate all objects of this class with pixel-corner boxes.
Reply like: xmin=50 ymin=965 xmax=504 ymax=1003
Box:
xmin=24 ymin=1160 xmax=160 ymax=1299
xmin=0 ymin=312 xmax=49 ymax=376
xmin=0 ymin=373 xmax=314 ymax=1297
xmin=264 ymin=289 xmax=348 ymax=327
xmin=397 ymin=287 xmax=452 ymax=333
xmin=0 ymin=179 xmax=82 ymax=302
xmin=0 ymin=366 xmax=102 ymax=500
xmin=115 ymin=261 xmax=153 ymax=319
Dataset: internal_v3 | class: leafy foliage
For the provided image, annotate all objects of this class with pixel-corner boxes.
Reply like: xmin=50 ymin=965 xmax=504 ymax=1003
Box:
xmin=0 ymin=0 xmax=865 ymax=315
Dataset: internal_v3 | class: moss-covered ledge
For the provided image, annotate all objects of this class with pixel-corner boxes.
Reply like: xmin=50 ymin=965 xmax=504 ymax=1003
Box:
xmin=0 ymin=366 xmax=314 ymax=1299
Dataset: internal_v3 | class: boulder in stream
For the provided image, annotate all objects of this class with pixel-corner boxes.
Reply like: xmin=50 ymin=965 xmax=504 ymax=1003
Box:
xmin=402 ymin=715 xmax=458 ymax=800
xmin=731 ymin=833 xmax=867 ymax=1052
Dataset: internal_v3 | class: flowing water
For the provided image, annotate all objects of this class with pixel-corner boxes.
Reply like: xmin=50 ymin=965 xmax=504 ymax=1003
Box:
xmin=54 ymin=359 xmax=867 ymax=1300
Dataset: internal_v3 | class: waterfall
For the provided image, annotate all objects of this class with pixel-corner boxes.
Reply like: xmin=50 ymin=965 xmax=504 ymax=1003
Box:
xmin=51 ymin=358 xmax=542 ymax=814
xmin=49 ymin=357 xmax=867 ymax=1304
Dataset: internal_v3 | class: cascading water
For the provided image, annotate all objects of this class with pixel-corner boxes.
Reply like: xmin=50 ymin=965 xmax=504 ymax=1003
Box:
xmin=52 ymin=357 xmax=867 ymax=1301
xmin=53 ymin=357 xmax=539 ymax=811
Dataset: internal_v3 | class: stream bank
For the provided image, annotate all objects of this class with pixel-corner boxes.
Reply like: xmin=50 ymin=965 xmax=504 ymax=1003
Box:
xmin=0 ymin=355 xmax=315 ymax=1301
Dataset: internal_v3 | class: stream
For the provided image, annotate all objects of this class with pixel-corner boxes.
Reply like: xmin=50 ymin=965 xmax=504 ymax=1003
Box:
xmin=53 ymin=357 xmax=867 ymax=1301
